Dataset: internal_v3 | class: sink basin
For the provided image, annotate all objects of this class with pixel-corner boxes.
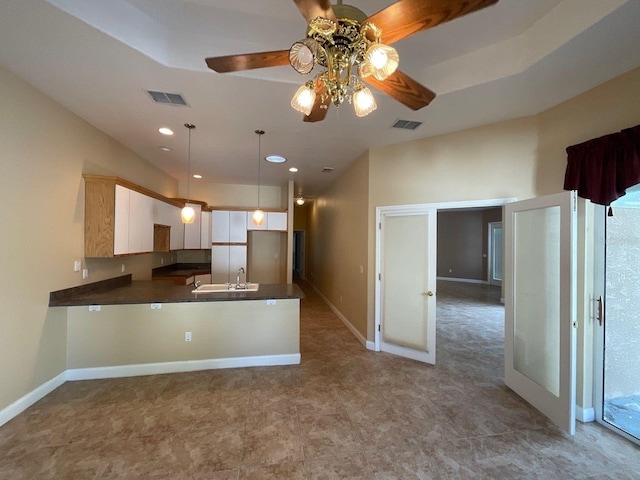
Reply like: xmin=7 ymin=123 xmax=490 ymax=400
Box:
xmin=192 ymin=283 xmax=259 ymax=293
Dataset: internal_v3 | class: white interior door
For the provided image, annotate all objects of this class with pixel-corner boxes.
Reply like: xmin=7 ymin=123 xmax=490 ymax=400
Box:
xmin=377 ymin=208 xmax=437 ymax=364
xmin=504 ymin=191 xmax=577 ymax=434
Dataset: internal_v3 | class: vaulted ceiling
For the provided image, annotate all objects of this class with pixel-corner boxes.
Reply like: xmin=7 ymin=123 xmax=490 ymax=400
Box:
xmin=1 ymin=0 xmax=639 ymax=197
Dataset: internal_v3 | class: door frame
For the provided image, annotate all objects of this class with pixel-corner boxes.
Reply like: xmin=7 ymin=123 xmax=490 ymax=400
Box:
xmin=488 ymin=221 xmax=503 ymax=286
xmin=375 ymin=198 xmax=515 ymax=352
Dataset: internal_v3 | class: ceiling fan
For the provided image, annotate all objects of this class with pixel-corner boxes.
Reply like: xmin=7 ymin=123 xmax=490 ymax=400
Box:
xmin=205 ymin=0 xmax=498 ymax=122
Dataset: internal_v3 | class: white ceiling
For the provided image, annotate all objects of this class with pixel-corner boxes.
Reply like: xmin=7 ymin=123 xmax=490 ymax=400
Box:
xmin=1 ymin=0 xmax=639 ymax=198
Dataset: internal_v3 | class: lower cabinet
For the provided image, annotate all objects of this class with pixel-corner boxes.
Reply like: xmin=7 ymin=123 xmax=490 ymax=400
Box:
xmin=211 ymin=245 xmax=247 ymax=283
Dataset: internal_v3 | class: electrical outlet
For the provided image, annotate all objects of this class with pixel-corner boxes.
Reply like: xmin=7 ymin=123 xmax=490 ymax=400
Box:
xmin=74 ymin=260 xmax=81 ymax=272
xmin=161 ymin=258 xmax=164 ymax=265
xmin=121 ymin=264 xmax=126 ymax=273
xmin=359 ymin=265 xmax=364 ymax=274
xmin=82 ymin=268 xmax=88 ymax=279
xmin=88 ymin=305 xmax=101 ymax=312
xmin=185 ymin=331 xmax=192 ymax=342
xmin=150 ymin=303 xmax=162 ymax=310
xmin=267 ymin=299 xmax=276 ymax=306
xmin=340 ymin=295 xmax=343 ymax=303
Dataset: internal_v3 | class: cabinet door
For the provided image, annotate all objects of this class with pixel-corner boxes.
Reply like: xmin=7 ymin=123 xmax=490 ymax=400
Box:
xmin=114 ymin=185 xmax=130 ymax=255
xmin=170 ymin=205 xmax=184 ymax=250
xmin=229 ymin=245 xmax=247 ymax=279
xmin=211 ymin=245 xmax=230 ymax=283
xmin=183 ymin=203 xmax=202 ymax=249
xmin=128 ymin=189 xmax=154 ymax=253
xmin=247 ymin=211 xmax=267 ymax=231
xmin=267 ymin=212 xmax=287 ymax=231
xmin=211 ymin=211 xmax=230 ymax=243
xmin=229 ymin=211 xmax=248 ymax=242
xmin=201 ymin=211 xmax=211 ymax=248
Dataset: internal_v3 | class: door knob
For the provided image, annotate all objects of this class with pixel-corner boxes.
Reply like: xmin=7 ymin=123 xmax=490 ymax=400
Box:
xmin=422 ymin=291 xmax=434 ymax=296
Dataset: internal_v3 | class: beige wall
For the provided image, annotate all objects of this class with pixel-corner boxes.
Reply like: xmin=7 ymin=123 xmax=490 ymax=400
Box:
xmin=247 ymin=231 xmax=287 ymax=284
xmin=308 ymin=152 xmax=370 ymax=339
xmin=187 ymin=181 xmax=285 ymax=209
xmin=0 ymin=66 xmax=178 ymax=412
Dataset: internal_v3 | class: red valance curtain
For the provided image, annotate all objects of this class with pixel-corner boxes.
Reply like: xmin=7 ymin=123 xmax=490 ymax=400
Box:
xmin=564 ymin=124 xmax=640 ymax=208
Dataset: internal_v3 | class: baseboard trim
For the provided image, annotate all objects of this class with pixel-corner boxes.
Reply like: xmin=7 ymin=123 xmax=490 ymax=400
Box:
xmin=0 ymin=371 xmax=67 ymax=428
xmin=365 ymin=341 xmax=375 ymax=351
xmin=576 ymin=405 xmax=595 ymax=423
xmin=66 ymin=354 xmax=301 ymax=381
xmin=310 ymin=284 xmax=368 ymax=348
xmin=436 ymin=276 xmax=489 ymax=284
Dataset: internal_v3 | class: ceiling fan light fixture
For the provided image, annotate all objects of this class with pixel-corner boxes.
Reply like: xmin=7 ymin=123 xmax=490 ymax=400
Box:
xmin=364 ymin=43 xmax=399 ymax=80
xmin=291 ymin=81 xmax=316 ymax=116
xmin=353 ymin=84 xmax=377 ymax=117
xmin=289 ymin=39 xmax=318 ymax=75
xmin=296 ymin=197 xmax=305 ymax=206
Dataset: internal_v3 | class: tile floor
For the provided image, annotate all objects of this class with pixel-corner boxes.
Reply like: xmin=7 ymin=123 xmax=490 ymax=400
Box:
xmin=0 ymin=281 xmax=639 ymax=479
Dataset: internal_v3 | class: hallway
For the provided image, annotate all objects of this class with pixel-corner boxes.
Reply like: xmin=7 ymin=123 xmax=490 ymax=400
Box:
xmin=0 ymin=281 xmax=638 ymax=479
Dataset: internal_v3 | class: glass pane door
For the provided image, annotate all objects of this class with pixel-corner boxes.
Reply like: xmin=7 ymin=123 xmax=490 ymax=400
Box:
xmin=602 ymin=194 xmax=640 ymax=443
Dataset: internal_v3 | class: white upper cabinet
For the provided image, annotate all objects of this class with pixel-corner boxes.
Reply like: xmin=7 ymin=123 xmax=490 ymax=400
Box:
xmin=211 ymin=210 xmax=230 ymax=243
xmin=229 ymin=211 xmax=247 ymax=242
xmin=128 ymin=189 xmax=154 ymax=253
xmin=201 ymin=211 xmax=211 ymax=248
xmin=183 ymin=203 xmax=203 ymax=249
xmin=267 ymin=212 xmax=287 ymax=231
xmin=212 ymin=210 xmax=247 ymax=243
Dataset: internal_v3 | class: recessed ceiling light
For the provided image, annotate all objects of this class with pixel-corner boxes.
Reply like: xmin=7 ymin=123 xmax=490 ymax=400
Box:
xmin=288 ymin=167 xmax=298 ymax=173
xmin=266 ymin=155 xmax=286 ymax=163
xmin=193 ymin=174 xmax=202 ymax=179
xmin=159 ymin=127 xmax=174 ymax=135
xmin=159 ymin=146 xmax=172 ymax=152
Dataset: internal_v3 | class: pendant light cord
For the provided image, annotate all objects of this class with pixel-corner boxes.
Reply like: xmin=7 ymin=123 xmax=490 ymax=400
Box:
xmin=185 ymin=123 xmax=196 ymax=204
xmin=255 ymin=130 xmax=264 ymax=208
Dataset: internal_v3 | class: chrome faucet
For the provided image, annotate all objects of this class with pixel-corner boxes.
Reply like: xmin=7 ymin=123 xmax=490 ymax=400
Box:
xmin=236 ymin=267 xmax=245 ymax=288
xmin=194 ymin=280 xmax=201 ymax=289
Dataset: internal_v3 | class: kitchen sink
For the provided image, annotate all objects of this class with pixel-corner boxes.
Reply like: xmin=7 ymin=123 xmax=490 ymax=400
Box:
xmin=192 ymin=283 xmax=259 ymax=293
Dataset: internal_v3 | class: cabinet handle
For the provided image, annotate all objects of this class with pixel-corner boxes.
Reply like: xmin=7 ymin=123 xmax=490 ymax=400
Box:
xmin=597 ymin=296 xmax=603 ymax=327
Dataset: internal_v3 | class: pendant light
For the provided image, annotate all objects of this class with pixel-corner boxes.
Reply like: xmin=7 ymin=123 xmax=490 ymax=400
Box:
xmin=252 ymin=130 xmax=265 ymax=226
xmin=181 ymin=123 xmax=196 ymax=224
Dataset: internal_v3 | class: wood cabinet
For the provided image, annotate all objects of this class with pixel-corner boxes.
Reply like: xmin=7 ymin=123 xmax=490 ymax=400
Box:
xmin=84 ymin=175 xmax=184 ymax=257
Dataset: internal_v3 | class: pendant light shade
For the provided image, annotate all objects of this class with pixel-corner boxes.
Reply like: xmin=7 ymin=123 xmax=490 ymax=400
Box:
xmin=253 ymin=130 xmax=265 ymax=226
xmin=182 ymin=123 xmax=196 ymax=224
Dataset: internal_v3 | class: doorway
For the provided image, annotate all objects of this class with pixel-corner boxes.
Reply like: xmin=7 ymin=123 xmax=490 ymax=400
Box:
xmin=488 ymin=221 xmax=503 ymax=287
xmin=375 ymin=198 xmax=514 ymax=363
xmin=595 ymin=187 xmax=640 ymax=446
xmin=293 ymin=230 xmax=305 ymax=280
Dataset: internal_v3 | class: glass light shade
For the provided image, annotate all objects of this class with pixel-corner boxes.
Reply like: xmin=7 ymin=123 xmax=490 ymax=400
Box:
xmin=353 ymin=86 xmax=377 ymax=117
xmin=364 ymin=44 xmax=399 ymax=80
xmin=252 ymin=209 xmax=265 ymax=226
xmin=291 ymin=83 xmax=316 ymax=116
xmin=289 ymin=39 xmax=318 ymax=75
xmin=296 ymin=197 xmax=305 ymax=206
xmin=181 ymin=205 xmax=195 ymax=224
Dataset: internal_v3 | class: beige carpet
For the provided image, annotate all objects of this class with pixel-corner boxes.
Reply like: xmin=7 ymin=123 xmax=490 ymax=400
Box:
xmin=0 ymin=281 xmax=638 ymax=479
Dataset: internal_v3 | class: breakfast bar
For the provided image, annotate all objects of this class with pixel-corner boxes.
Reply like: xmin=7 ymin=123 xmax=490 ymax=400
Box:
xmin=49 ymin=275 xmax=304 ymax=378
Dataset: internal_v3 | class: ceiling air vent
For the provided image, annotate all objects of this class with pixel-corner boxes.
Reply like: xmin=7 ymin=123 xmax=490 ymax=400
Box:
xmin=392 ymin=119 xmax=422 ymax=130
xmin=322 ymin=167 xmax=334 ymax=173
xmin=146 ymin=90 xmax=188 ymax=106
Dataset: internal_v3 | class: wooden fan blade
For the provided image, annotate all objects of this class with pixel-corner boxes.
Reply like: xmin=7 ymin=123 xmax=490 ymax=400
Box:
xmin=293 ymin=0 xmax=336 ymax=23
xmin=205 ymin=50 xmax=290 ymax=73
xmin=364 ymin=71 xmax=436 ymax=111
xmin=366 ymin=0 xmax=498 ymax=45
xmin=303 ymin=80 xmax=331 ymax=122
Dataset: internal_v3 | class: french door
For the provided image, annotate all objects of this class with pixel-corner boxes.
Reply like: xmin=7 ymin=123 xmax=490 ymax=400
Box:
xmin=376 ymin=206 xmax=437 ymax=364
xmin=595 ymin=191 xmax=640 ymax=445
xmin=504 ymin=191 xmax=577 ymax=434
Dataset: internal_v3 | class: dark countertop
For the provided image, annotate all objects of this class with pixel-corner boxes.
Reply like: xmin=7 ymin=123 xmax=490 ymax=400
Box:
xmin=49 ymin=275 xmax=304 ymax=306
xmin=152 ymin=263 xmax=211 ymax=279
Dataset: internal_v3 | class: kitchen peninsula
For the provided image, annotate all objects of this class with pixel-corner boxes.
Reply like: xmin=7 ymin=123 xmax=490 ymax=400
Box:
xmin=50 ymin=275 xmax=304 ymax=379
